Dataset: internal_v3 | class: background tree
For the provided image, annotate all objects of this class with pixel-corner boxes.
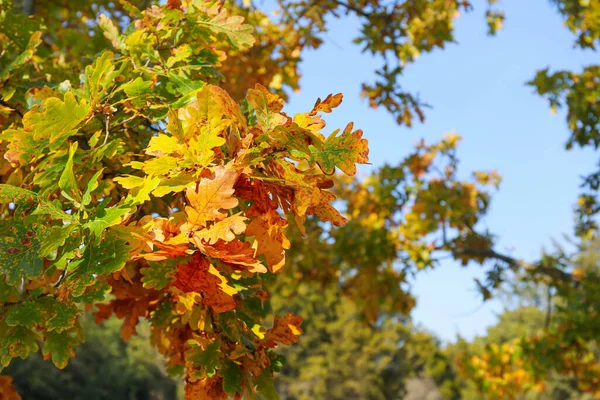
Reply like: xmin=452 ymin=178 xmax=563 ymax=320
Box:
xmin=4 ymin=315 xmax=179 ymax=400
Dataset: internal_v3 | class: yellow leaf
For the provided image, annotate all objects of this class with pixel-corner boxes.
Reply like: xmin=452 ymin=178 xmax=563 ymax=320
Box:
xmin=195 ymin=213 xmax=247 ymax=244
xmin=146 ymin=134 xmax=182 ymax=156
xmin=185 ymin=166 xmax=239 ymax=227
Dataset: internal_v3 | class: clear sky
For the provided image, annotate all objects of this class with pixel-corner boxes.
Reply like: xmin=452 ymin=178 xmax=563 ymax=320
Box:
xmin=283 ymin=0 xmax=599 ymax=342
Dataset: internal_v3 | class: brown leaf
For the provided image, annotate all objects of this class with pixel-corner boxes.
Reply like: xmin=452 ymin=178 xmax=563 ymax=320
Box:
xmin=173 ymin=254 xmax=237 ymax=313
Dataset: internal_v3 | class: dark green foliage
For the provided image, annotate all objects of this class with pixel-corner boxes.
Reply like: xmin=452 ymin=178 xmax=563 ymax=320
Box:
xmin=3 ymin=315 xmax=179 ymax=400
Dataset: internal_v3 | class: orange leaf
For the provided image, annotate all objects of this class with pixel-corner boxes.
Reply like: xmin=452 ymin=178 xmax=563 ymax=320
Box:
xmin=194 ymin=213 xmax=246 ymax=245
xmin=263 ymin=313 xmax=303 ymax=348
xmin=195 ymin=239 xmax=267 ymax=274
xmin=166 ymin=0 xmax=182 ymax=9
xmin=0 ymin=376 xmax=22 ymax=400
xmin=173 ymin=254 xmax=237 ymax=313
xmin=185 ymin=376 xmax=227 ymax=400
xmin=246 ymin=207 xmax=290 ymax=273
xmin=310 ymin=93 xmax=343 ymax=115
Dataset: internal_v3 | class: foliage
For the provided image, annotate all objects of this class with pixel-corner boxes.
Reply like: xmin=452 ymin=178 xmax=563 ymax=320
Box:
xmin=1 ymin=0 xmax=600 ymax=398
xmin=3 ymin=314 xmax=178 ymax=400
xmin=455 ymin=241 xmax=600 ymax=399
xmin=0 ymin=0 xmax=369 ymax=397
xmin=271 ymin=283 xmax=410 ymax=400
xmin=261 ymin=0 xmax=503 ymax=126
xmin=529 ymin=1 xmax=600 ymax=238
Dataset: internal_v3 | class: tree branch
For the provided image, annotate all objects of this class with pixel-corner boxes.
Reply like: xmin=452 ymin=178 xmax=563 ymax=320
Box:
xmin=330 ymin=0 xmax=373 ymax=18
xmin=452 ymin=247 xmax=574 ymax=283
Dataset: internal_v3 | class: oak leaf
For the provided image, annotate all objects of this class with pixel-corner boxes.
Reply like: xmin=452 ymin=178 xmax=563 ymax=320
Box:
xmin=194 ymin=239 xmax=267 ymax=274
xmin=310 ymin=93 xmax=343 ymax=115
xmin=310 ymin=122 xmax=369 ymax=176
xmin=246 ymin=208 xmax=290 ymax=273
xmin=194 ymin=213 xmax=247 ymax=245
xmin=173 ymin=254 xmax=237 ymax=313
xmin=185 ymin=166 xmax=239 ymax=227
xmin=263 ymin=313 xmax=303 ymax=348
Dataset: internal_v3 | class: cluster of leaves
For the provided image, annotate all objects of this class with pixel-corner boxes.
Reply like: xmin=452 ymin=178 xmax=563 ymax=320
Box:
xmin=449 ymin=1 xmax=600 ymax=395
xmin=4 ymin=314 xmax=178 ymax=400
xmin=529 ymin=1 xmax=600 ymax=238
xmin=455 ymin=243 xmax=600 ymax=399
xmin=0 ymin=0 xmax=370 ymax=398
xmin=269 ymin=132 xmax=504 ymax=326
xmin=458 ymin=340 xmax=544 ymax=399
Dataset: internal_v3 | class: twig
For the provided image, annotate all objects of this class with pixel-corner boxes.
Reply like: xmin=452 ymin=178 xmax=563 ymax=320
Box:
xmin=102 ymin=114 xmax=111 ymax=146
xmin=54 ymin=269 xmax=68 ymax=288
xmin=0 ymin=99 xmax=23 ymax=118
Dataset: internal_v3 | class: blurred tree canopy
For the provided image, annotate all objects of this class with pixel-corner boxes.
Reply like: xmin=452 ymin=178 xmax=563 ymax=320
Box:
xmin=4 ymin=315 xmax=179 ymax=400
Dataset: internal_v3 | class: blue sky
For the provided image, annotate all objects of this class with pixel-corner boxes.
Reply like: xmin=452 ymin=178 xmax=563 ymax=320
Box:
xmin=283 ymin=0 xmax=598 ymax=341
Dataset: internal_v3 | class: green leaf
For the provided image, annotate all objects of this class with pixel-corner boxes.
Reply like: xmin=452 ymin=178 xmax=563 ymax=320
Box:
xmin=0 ymin=277 xmax=19 ymax=303
xmin=0 ymin=184 xmax=73 ymax=221
xmin=0 ymin=219 xmax=47 ymax=285
xmin=187 ymin=341 xmax=221 ymax=379
xmin=0 ymin=184 xmax=38 ymax=208
xmin=46 ymin=301 xmax=78 ymax=333
xmin=194 ymin=6 xmax=255 ymax=50
xmin=59 ymin=142 xmax=80 ymax=201
xmin=0 ymin=185 xmax=69 ymax=221
xmin=0 ymin=127 xmax=47 ymax=166
xmin=141 ymin=156 xmax=180 ymax=177
xmin=256 ymin=372 xmax=279 ymax=400
xmin=140 ymin=258 xmax=179 ymax=290
xmin=82 ymin=168 xmax=104 ymax=207
xmin=65 ymin=236 xmax=129 ymax=296
xmin=122 ymin=77 xmax=153 ymax=97
xmin=83 ymin=51 xmax=120 ymax=105
xmin=42 ymin=331 xmax=79 ymax=369
xmin=84 ymin=205 xmax=131 ymax=238
xmin=0 ymin=30 xmax=43 ymax=82
xmin=23 ymin=92 xmax=90 ymax=143
xmin=71 ymin=280 xmax=110 ymax=305
xmin=124 ymin=176 xmax=161 ymax=205
xmin=31 ymin=199 xmax=73 ymax=221
xmin=309 ymin=122 xmax=369 ymax=176
xmin=153 ymin=174 xmax=196 ymax=197
xmin=166 ymin=44 xmax=194 ymax=67
xmin=39 ymin=224 xmax=75 ymax=258
xmin=167 ymin=72 xmax=204 ymax=108
xmin=0 ymin=324 xmax=40 ymax=366
xmin=6 ymin=302 xmax=43 ymax=328
xmin=220 ymin=359 xmax=244 ymax=396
